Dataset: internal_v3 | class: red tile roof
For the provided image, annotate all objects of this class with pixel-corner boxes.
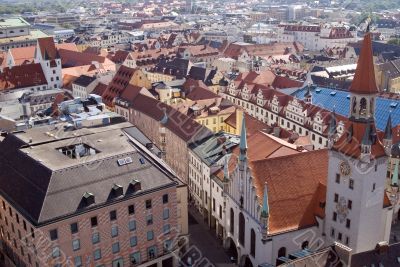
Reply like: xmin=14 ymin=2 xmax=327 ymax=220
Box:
xmin=92 ymin=82 xmax=108 ymax=96
xmin=102 ymin=65 xmax=137 ymax=107
xmin=37 ymin=37 xmax=58 ymax=60
xmin=0 ymin=64 xmax=47 ymax=91
xmin=349 ymin=32 xmax=379 ymax=95
xmin=9 ymin=46 xmax=35 ymax=65
xmin=130 ymin=93 xmax=212 ymax=142
xmin=333 ymin=121 xmax=386 ymax=159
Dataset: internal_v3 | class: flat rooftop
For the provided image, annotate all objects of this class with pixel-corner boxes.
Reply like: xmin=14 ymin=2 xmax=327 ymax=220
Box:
xmin=0 ymin=30 xmax=48 ymax=45
xmin=0 ymin=18 xmax=30 ymax=28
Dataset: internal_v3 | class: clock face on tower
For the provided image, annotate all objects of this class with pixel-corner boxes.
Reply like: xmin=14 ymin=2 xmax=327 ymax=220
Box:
xmin=339 ymin=161 xmax=351 ymax=176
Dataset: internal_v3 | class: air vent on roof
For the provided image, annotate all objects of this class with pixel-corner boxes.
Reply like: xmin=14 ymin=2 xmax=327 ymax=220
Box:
xmin=390 ymin=102 xmax=398 ymax=108
xmin=111 ymin=184 xmax=123 ymax=197
xmin=346 ymin=94 xmax=350 ymax=99
xmin=330 ymin=91 xmax=337 ymax=96
xmin=316 ymin=89 xmax=321 ymax=93
xmin=82 ymin=192 xmax=95 ymax=206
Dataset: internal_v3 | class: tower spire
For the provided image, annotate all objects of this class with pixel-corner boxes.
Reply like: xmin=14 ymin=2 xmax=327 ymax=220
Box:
xmin=349 ymin=31 xmax=378 ymax=95
xmin=260 ymin=182 xmax=269 ymax=242
xmin=261 ymin=183 xmax=269 ymax=219
xmin=384 ymin=114 xmax=393 ymax=140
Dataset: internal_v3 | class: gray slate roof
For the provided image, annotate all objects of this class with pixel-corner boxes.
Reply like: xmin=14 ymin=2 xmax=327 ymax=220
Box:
xmin=0 ymin=123 xmax=177 ymax=226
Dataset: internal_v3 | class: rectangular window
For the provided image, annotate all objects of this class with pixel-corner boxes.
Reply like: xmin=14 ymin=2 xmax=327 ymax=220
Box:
xmin=146 ymin=215 xmax=153 ymax=225
xmin=330 ymin=228 xmax=335 ymax=237
xmin=145 ymin=200 xmax=152 ymax=209
xmin=110 ymin=210 xmax=117 ymax=221
xmin=70 ymin=222 xmax=78 ymax=234
xmin=148 ymin=245 xmax=157 ymax=260
xmin=335 ymin=173 xmax=340 ymax=184
xmin=129 ymin=220 xmax=136 ymax=231
xmin=74 ymin=256 xmax=82 ymax=267
xmin=147 ymin=230 xmax=154 ymax=241
xmin=72 ymin=239 xmax=80 ymax=251
xmin=163 ymin=194 xmax=169 ymax=204
xmin=349 ymin=179 xmax=354 ymax=190
xmin=49 ymin=229 xmax=58 ymax=241
xmin=52 ymin=247 xmax=60 ymax=258
xmin=112 ymin=242 xmax=120 ymax=253
xmin=128 ymin=205 xmax=135 ymax=215
xmin=130 ymin=252 xmax=141 ymax=265
xmin=163 ymin=208 xmax=170 ymax=220
xmin=334 ymin=193 xmax=339 ymax=203
xmin=111 ymin=225 xmax=118 ymax=237
xmin=91 ymin=216 xmax=98 ymax=227
xmin=163 ymin=224 xmax=170 ymax=234
xmin=92 ymin=232 xmax=100 ymax=244
xmin=338 ymin=232 xmax=342 ymax=241
xmin=333 ymin=212 xmax=337 ymax=221
xmin=130 ymin=236 xmax=137 ymax=247
xmin=347 ymin=200 xmax=352 ymax=210
xmin=346 ymin=219 xmax=351 ymax=229
xmin=94 ymin=248 xmax=101 ymax=260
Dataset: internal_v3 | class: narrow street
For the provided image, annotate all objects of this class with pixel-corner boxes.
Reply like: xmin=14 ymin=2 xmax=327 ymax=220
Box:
xmin=188 ymin=209 xmax=236 ymax=267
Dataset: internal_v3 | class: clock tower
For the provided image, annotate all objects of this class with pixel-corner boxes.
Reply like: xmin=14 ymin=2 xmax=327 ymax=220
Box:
xmin=324 ymin=30 xmax=392 ymax=253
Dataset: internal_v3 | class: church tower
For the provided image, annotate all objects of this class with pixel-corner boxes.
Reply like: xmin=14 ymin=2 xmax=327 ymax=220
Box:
xmin=324 ymin=30 xmax=392 ymax=253
xmin=34 ymin=37 xmax=63 ymax=89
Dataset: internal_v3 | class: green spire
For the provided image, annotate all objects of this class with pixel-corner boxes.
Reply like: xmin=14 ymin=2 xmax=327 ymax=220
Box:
xmin=384 ymin=114 xmax=393 ymax=140
xmin=261 ymin=183 xmax=269 ymax=218
xmin=362 ymin=122 xmax=373 ymax=146
xmin=392 ymin=161 xmax=399 ymax=186
xmin=239 ymin=115 xmax=247 ymax=161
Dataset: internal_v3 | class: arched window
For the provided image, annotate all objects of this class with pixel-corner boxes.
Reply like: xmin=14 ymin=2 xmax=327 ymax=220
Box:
xmin=302 ymin=241 xmax=309 ymax=250
xmin=370 ymin=99 xmax=374 ymax=115
xmin=239 ymin=212 xmax=245 ymax=246
xmin=230 ymin=208 xmax=234 ymax=234
xmin=278 ymin=247 xmax=286 ymax=258
xmin=250 ymin=229 xmax=256 ymax=257
xmin=352 ymin=97 xmax=357 ymax=113
xmin=360 ymin=98 xmax=367 ymax=115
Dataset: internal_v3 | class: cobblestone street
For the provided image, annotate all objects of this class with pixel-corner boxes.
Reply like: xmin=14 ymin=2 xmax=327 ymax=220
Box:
xmin=187 ymin=208 xmax=236 ymax=267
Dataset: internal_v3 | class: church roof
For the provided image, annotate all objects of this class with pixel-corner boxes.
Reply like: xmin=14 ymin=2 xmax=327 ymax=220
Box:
xmin=349 ymin=32 xmax=379 ymax=95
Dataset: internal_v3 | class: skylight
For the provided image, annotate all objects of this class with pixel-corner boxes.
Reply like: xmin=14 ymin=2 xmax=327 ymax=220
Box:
xmin=57 ymin=143 xmax=99 ymax=159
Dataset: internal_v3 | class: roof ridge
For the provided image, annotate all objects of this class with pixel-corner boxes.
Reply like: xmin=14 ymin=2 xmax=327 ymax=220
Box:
xmin=251 ymin=148 xmax=328 ymax=164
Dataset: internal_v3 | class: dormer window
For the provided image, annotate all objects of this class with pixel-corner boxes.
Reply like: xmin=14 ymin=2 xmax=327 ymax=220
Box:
xmin=82 ymin=192 xmax=95 ymax=206
xmin=111 ymin=184 xmax=123 ymax=198
xmin=128 ymin=179 xmax=141 ymax=193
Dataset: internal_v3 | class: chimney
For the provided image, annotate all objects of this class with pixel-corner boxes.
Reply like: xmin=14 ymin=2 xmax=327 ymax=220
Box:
xmin=273 ymin=126 xmax=281 ymax=137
